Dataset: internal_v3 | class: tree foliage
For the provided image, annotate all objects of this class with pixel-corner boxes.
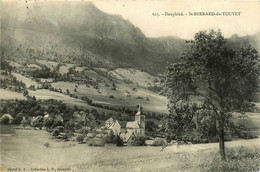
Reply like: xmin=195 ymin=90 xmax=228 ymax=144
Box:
xmin=165 ymin=30 xmax=259 ymax=160
xmin=76 ymin=134 xmax=84 ymax=143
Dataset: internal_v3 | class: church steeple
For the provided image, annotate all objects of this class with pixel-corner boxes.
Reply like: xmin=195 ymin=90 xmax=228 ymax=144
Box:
xmin=135 ymin=104 xmax=145 ymax=129
xmin=136 ymin=104 xmax=142 ymax=115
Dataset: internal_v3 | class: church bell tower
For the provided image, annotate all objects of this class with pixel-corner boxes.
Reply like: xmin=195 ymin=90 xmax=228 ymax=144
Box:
xmin=135 ymin=104 xmax=145 ymax=130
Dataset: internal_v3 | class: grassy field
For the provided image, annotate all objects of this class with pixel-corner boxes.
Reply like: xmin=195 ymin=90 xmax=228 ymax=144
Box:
xmin=51 ymin=81 xmax=168 ymax=114
xmin=12 ymin=72 xmax=39 ymax=88
xmin=1 ymin=126 xmax=259 ymax=172
xmin=5 ymin=60 xmax=168 ymax=114
xmin=0 ymin=89 xmax=26 ymax=100
xmin=232 ymin=112 xmax=260 ymax=136
xmin=28 ymin=89 xmax=126 ymax=115
xmin=109 ymin=68 xmax=158 ymax=88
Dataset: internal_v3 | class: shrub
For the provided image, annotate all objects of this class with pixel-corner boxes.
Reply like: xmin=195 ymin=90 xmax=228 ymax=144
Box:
xmin=87 ymin=140 xmax=94 ymax=146
xmin=105 ymin=131 xmax=115 ymax=144
xmin=113 ymin=135 xmax=124 ymax=146
xmin=44 ymin=142 xmax=50 ymax=149
xmin=133 ymin=136 xmax=146 ymax=146
xmin=62 ymin=134 xmax=69 ymax=140
xmin=13 ymin=113 xmax=23 ymax=125
xmin=109 ymin=95 xmax=115 ymax=98
xmin=79 ymin=128 xmax=88 ymax=135
xmin=65 ymin=131 xmax=74 ymax=138
xmin=44 ymin=118 xmax=54 ymax=129
xmin=51 ymin=120 xmax=63 ymax=128
xmin=56 ymin=126 xmax=65 ymax=132
xmin=76 ymin=134 xmax=84 ymax=144
xmin=1 ymin=117 xmax=10 ymax=125
xmin=151 ymin=138 xmax=167 ymax=146
xmin=52 ymin=129 xmax=59 ymax=137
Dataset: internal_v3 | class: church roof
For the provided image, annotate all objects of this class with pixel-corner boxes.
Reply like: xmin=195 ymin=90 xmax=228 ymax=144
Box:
xmin=126 ymin=121 xmax=140 ymax=129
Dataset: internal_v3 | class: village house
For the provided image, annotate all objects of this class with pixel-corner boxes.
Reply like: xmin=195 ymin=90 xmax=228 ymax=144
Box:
xmin=107 ymin=120 xmax=121 ymax=135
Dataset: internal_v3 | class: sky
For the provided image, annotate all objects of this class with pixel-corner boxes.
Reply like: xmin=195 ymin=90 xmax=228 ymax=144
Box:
xmin=93 ymin=0 xmax=260 ymax=39
xmin=3 ymin=0 xmax=260 ymax=39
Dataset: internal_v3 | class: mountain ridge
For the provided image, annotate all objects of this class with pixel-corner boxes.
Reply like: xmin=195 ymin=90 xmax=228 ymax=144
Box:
xmin=2 ymin=2 xmax=259 ymax=74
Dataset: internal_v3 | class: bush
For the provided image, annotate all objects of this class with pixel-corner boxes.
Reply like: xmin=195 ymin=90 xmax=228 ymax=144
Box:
xmin=109 ymin=95 xmax=115 ymax=98
xmin=105 ymin=131 xmax=115 ymax=144
xmin=56 ymin=126 xmax=65 ymax=132
xmin=79 ymin=128 xmax=88 ymax=135
xmin=44 ymin=118 xmax=54 ymax=129
xmin=133 ymin=136 xmax=146 ymax=146
xmin=44 ymin=142 xmax=50 ymax=148
xmin=113 ymin=135 xmax=124 ymax=146
xmin=87 ymin=140 xmax=94 ymax=146
xmin=151 ymin=138 xmax=167 ymax=146
xmin=13 ymin=113 xmax=23 ymax=125
xmin=62 ymin=134 xmax=69 ymax=140
xmin=51 ymin=120 xmax=63 ymax=128
xmin=1 ymin=117 xmax=10 ymax=125
xmin=206 ymin=146 xmax=260 ymax=172
xmin=76 ymin=134 xmax=84 ymax=143
xmin=65 ymin=131 xmax=74 ymax=138
xmin=52 ymin=129 xmax=59 ymax=137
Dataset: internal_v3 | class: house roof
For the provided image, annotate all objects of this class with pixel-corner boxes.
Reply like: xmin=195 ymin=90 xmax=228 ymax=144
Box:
xmin=106 ymin=117 xmax=115 ymax=123
xmin=126 ymin=121 xmax=140 ymax=129
xmin=120 ymin=131 xmax=135 ymax=142
xmin=1 ymin=114 xmax=13 ymax=120
xmin=108 ymin=120 xmax=120 ymax=130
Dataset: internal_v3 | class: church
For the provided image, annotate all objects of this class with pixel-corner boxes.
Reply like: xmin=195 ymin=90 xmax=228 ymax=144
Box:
xmin=106 ymin=105 xmax=145 ymax=137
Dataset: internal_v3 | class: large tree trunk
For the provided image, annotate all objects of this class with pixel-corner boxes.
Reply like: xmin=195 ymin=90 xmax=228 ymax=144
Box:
xmin=218 ymin=118 xmax=226 ymax=160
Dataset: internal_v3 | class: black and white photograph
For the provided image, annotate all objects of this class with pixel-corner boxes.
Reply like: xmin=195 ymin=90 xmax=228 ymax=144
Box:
xmin=1 ymin=0 xmax=260 ymax=171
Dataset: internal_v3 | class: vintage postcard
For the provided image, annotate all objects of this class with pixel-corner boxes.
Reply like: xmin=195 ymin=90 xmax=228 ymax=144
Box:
xmin=1 ymin=0 xmax=260 ymax=171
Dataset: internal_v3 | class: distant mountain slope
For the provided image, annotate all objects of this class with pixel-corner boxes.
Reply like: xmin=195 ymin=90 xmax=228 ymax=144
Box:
xmin=2 ymin=2 xmax=182 ymax=74
xmin=227 ymin=32 xmax=260 ymax=52
xmin=1 ymin=2 xmax=259 ymax=74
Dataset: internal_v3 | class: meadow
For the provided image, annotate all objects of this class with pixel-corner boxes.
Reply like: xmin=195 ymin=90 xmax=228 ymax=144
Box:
xmin=1 ymin=126 xmax=259 ymax=172
xmin=0 ymin=89 xmax=26 ymax=100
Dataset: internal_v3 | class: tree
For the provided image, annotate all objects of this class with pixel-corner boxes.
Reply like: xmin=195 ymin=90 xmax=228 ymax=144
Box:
xmin=113 ymin=135 xmax=124 ymax=146
xmin=133 ymin=136 xmax=146 ymax=146
xmin=66 ymin=89 xmax=70 ymax=95
xmin=44 ymin=118 xmax=54 ymax=129
xmin=1 ymin=116 xmax=10 ymax=125
xmin=76 ymin=134 xmax=84 ymax=144
xmin=163 ymin=101 xmax=197 ymax=143
xmin=165 ymin=30 xmax=259 ymax=160
xmin=13 ymin=113 xmax=23 ymax=125
xmin=52 ymin=129 xmax=59 ymax=137
xmin=105 ymin=131 xmax=115 ymax=143
xmin=111 ymin=83 xmax=117 ymax=90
